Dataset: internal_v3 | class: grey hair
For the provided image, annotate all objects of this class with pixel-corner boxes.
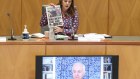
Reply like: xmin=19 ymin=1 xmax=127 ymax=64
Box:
xmin=72 ymin=62 xmax=86 ymax=73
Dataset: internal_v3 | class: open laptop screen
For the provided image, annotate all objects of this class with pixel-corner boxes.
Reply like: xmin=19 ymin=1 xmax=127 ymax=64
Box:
xmin=36 ymin=55 xmax=118 ymax=79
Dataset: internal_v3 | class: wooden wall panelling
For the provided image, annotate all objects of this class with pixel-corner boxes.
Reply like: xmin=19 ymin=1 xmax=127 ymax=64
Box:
xmin=0 ymin=45 xmax=45 ymax=79
xmin=109 ymin=0 xmax=140 ymax=35
xmin=43 ymin=0 xmax=58 ymax=5
xmin=107 ymin=45 xmax=140 ymax=79
xmin=75 ymin=0 xmax=89 ymax=34
xmin=75 ymin=0 xmax=108 ymax=34
xmin=0 ymin=0 xmax=21 ymax=36
xmin=46 ymin=45 xmax=106 ymax=55
xmin=22 ymin=0 xmax=42 ymax=34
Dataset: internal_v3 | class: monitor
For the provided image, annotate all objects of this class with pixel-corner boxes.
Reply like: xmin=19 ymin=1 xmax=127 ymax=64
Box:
xmin=36 ymin=55 xmax=119 ymax=79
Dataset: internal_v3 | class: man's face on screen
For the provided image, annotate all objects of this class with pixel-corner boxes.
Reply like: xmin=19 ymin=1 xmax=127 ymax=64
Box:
xmin=72 ymin=63 xmax=85 ymax=79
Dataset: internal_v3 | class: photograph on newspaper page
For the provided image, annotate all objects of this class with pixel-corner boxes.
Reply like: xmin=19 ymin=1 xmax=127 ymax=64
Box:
xmin=46 ymin=5 xmax=63 ymax=27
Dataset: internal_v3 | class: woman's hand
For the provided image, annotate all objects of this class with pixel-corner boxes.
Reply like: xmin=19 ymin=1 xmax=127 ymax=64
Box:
xmin=49 ymin=3 xmax=55 ymax=7
xmin=53 ymin=26 xmax=63 ymax=33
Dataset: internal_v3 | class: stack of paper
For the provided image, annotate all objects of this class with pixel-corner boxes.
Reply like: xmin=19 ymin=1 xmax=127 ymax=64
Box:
xmin=78 ymin=33 xmax=106 ymax=41
xmin=0 ymin=37 xmax=6 ymax=42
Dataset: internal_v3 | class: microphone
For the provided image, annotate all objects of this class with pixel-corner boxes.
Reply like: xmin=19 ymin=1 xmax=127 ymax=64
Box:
xmin=7 ymin=13 xmax=16 ymax=40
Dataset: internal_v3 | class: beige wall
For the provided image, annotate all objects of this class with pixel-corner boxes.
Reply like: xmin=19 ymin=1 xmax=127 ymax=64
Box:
xmin=0 ymin=0 xmax=140 ymax=36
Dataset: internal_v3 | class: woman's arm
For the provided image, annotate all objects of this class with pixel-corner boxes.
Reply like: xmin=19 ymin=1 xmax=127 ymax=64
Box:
xmin=63 ymin=9 xmax=79 ymax=35
xmin=40 ymin=12 xmax=48 ymax=27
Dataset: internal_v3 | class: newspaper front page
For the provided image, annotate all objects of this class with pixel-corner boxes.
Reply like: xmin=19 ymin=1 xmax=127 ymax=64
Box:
xmin=46 ymin=5 xmax=63 ymax=27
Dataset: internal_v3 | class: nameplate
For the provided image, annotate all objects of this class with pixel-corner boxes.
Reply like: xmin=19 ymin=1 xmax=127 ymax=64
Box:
xmin=0 ymin=37 xmax=6 ymax=42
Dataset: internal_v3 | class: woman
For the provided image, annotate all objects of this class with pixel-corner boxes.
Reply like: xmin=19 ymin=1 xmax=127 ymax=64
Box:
xmin=40 ymin=0 xmax=79 ymax=36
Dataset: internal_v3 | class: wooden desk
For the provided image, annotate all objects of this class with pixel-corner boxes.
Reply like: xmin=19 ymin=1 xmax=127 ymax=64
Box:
xmin=0 ymin=36 xmax=140 ymax=79
xmin=106 ymin=36 xmax=140 ymax=79
xmin=45 ymin=40 xmax=106 ymax=55
xmin=0 ymin=37 xmax=46 ymax=79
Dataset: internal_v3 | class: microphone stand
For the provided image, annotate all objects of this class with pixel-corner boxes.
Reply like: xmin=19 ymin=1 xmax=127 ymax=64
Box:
xmin=8 ymin=28 xmax=16 ymax=40
xmin=71 ymin=26 xmax=75 ymax=39
xmin=7 ymin=13 xmax=16 ymax=40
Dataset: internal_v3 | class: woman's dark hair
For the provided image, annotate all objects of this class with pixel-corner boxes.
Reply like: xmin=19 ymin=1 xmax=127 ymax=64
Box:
xmin=58 ymin=0 xmax=75 ymax=16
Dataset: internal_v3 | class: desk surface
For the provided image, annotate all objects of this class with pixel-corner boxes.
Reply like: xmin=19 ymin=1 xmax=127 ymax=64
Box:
xmin=106 ymin=36 xmax=140 ymax=45
xmin=1 ymin=36 xmax=140 ymax=45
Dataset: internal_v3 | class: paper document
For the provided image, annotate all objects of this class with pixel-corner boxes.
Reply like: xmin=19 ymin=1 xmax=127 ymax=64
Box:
xmin=46 ymin=5 xmax=63 ymax=27
xmin=0 ymin=37 xmax=6 ymax=42
xmin=78 ymin=33 xmax=108 ymax=41
xmin=30 ymin=33 xmax=45 ymax=38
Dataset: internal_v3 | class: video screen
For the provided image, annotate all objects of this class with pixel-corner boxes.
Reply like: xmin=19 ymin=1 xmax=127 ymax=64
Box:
xmin=36 ymin=56 xmax=118 ymax=79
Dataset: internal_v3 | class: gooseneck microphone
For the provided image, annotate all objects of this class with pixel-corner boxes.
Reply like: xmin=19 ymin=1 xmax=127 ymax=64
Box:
xmin=7 ymin=13 xmax=16 ymax=40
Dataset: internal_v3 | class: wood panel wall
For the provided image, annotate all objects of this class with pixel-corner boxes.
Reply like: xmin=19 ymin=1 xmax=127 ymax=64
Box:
xmin=22 ymin=0 xmax=42 ymax=34
xmin=76 ymin=0 xmax=108 ymax=34
xmin=109 ymin=0 xmax=140 ymax=35
xmin=0 ymin=0 xmax=140 ymax=36
xmin=0 ymin=0 xmax=21 ymax=35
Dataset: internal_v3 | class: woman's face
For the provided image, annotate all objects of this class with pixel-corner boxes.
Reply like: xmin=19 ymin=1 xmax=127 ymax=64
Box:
xmin=62 ymin=0 xmax=72 ymax=12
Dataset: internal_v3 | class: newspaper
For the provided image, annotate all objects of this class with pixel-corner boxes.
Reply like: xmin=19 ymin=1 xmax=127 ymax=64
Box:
xmin=46 ymin=5 xmax=63 ymax=27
